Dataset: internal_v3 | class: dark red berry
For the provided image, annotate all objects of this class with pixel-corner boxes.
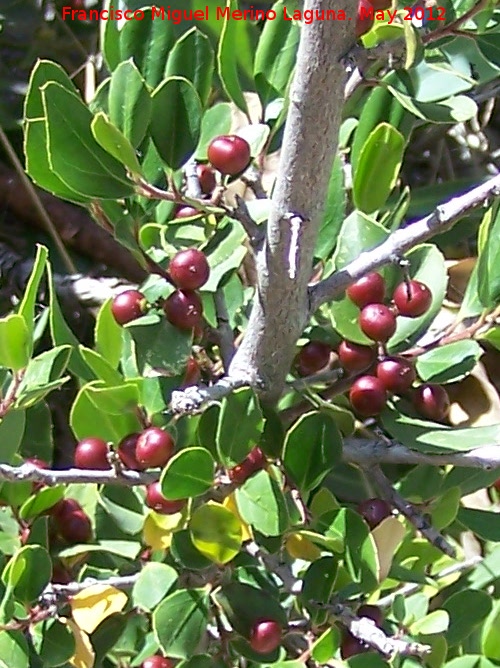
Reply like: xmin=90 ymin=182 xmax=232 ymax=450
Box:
xmin=51 ymin=562 xmax=72 ymax=584
xmin=249 ymin=619 xmax=282 ymax=654
xmin=346 ymin=272 xmax=385 ymax=309
xmin=58 ymin=509 xmax=92 ymax=544
xmin=295 ymin=341 xmax=332 ymax=376
xmin=51 ymin=498 xmax=83 ymax=519
xmin=246 ymin=446 xmax=266 ymax=470
xmin=393 ymin=280 xmax=432 ymax=318
xmin=413 ymin=383 xmax=450 ymax=421
xmin=163 ymin=290 xmax=203 ymax=331
xmin=111 ymin=290 xmax=146 ymax=326
xmin=175 ymin=206 xmax=200 ymax=219
xmin=341 ymin=631 xmax=369 ymax=659
xmin=141 ymin=657 xmax=174 ymax=668
xmin=145 ymin=482 xmax=186 ymax=515
xmin=357 ymin=498 xmax=392 ymax=529
xmin=117 ymin=433 xmax=146 ymax=471
xmin=228 ymin=447 xmax=266 ymax=485
xmin=356 ymin=0 xmax=375 ymax=37
xmin=74 ymin=438 xmax=109 ymax=470
xmin=376 ymin=357 xmax=416 ymax=393
xmin=197 ymin=164 xmax=217 ymax=194
xmin=207 ymin=135 xmax=251 ymax=176
xmin=135 ymin=428 xmax=175 ymax=468
xmin=349 ymin=375 xmax=387 ymax=416
xmin=359 ymin=304 xmax=397 ymax=342
xmin=169 ymin=249 xmax=210 ymax=291
xmin=338 ymin=340 xmax=377 ymax=372
xmin=357 ymin=604 xmax=384 ymax=626
xmin=182 ymin=357 xmax=201 ymax=387
xmin=26 ymin=457 xmax=49 ymax=492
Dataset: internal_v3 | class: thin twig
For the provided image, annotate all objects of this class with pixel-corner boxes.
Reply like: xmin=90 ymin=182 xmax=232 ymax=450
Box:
xmin=0 ymin=462 xmax=156 ymax=487
xmin=422 ymin=0 xmax=490 ymax=45
xmin=41 ymin=573 xmax=140 ymax=603
xmin=170 ymin=377 xmax=253 ymax=415
xmin=228 ymin=195 xmax=265 ymax=248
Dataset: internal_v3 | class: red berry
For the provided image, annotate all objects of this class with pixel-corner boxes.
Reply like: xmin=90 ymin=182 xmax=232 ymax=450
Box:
xmin=357 ymin=604 xmax=384 ymax=626
xmin=51 ymin=498 xmax=83 ymax=519
xmin=356 ymin=0 xmax=375 ymax=37
xmin=164 ymin=290 xmax=203 ymax=331
xmin=228 ymin=447 xmax=266 ymax=485
xmin=359 ymin=304 xmax=397 ymax=342
xmin=249 ymin=619 xmax=282 ymax=654
xmin=26 ymin=457 xmax=49 ymax=492
xmin=111 ymin=290 xmax=146 ymax=326
xmin=413 ymin=383 xmax=450 ymax=421
xmin=145 ymin=482 xmax=186 ymax=515
xmin=207 ymin=135 xmax=251 ymax=176
xmin=393 ymin=280 xmax=432 ymax=318
xmin=494 ymin=479 xmax=500 ymax=492
xmin=74 ymin=438 xmax=109 ymax=470
xmin=141 ymin=657 xmax=174 ymax=668
xmin=341 ymin=631 xmax=369 ymax=659
xmin=338 ymin=340 xmax=377 ymax=372
xmin=357 ymin=498 xmax=392 ymax=529
xmin=349 ymin=375 xmax=387 ymax=416
xmin=376 ymin=357 xmax=416 ymax=393
xmin=197 ymin=164 xmax=217 ymax=194
xmin=295 ymin=341 xmax=332 ymax=376
xmin=175 ymin=206 xmax=200 ymax=219
xmin=117 ymin=433 xmax=146 ymax=471
xmin=58 ymin=509 xmax=92 ymax=544
xmin=51 ymin=562 xmax=72 ymax=584
xmin=346 ymin=273 xmax=385 ymax=309
xmin=169 ymin=249 xmax=210 ymax=291
xmin=246 ymin=446 xmax=266 ymax=470
xmin=182 ymin=357 xmax=201 ymax=387
xmin=135 ymin=428 xmax=175 ymax=468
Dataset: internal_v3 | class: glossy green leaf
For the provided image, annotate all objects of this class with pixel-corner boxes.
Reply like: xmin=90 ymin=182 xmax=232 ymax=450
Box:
xmin=98 ymin=486 xmax=144 ymax=535
xmin=353 ymin=123 xmax=405 ymax=214
xmin=0 ymin=315 xmax=30 ymax=372
xmin=132 ymin=562 xmax=178 ymax=611
xmin=217 ymin=0 xmax=249 ymax=114
xmin=216 ymin=387 xmax=264 ymax=467
xmin=95 ymin=299 xmax=123 ymax=369
xmin=482 ymin=600 xmax=500 ymax=660
xmin=189 ymin=501 xmax=242 ymax=564
xmin=170 ymin=530 xmax=213 ymax=571
xmin=153 ymin=588 xmax=210 ymax=659
xmin=0 ymin=410 xmax=26 ymax=464
xmin=195 ymin=103 xmax=233 ymax=160
xmin=78 ymin=347 xmax=124 ymax=386
xmin=442 ymin=590 xmax=492 ymax=646
xmin=127 ymin=316 xmax=192 ymax=375
xmin=415 ymin=340 xmax=482 ymax=384
xmin=108 ymin=58 xmax=151 ymax=148
xmin=99 ymin=2 xmax=121 ymax=71
xmin=315 ymin=154 xmax=346 ymax=260
xmin=164 ymin=28 xmax=214 ymax=107
xmin=91 ymin=112 xmax=142 ymax=175
xmin=150 ymin=77 xmax=202 ymax=170
xmin=0 ymin=631 xmax=29 ymax=668
xmin=476 ymin=202 xmax=500 ymax=307
xmin=16 ymin=346 xmax=71 ymax=408
xmin=41 ymin=83 xmax=134 ymax=199
xmin=283 ymin=411 xmax=342 ymax=496
xmin=458 ymin=508 xmax=500 ymax=542
xmin=160 ymin=448 xmax=215 ymax=500
xmin=18 ymin=245 xmax=48 ymax=348
xmin=2 ymin=546 xmax=51 ymax=603
xmin=19 ymin=486 xmax=64 ymax=522
xmin=410 ymin=610 xmax=450 ymax=635
xmin=38 ymin=618 xmax=76 ymax=667
xmin=429 ymin=486 xmax=461 ymax=530
xmin=300 ymin=557 xmax=338 ymax=626
xmin=235 ymin=469 xmax=289 ymax=536
xmin=202 ymin=219 xmax=247 ymax=292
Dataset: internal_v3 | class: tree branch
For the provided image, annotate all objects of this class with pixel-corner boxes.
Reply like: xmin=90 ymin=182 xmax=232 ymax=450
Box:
xmin=225 ymin=0 xmax=357 ymax=405
xmin=170 ymin=378 xmax=251 ymax=415
xmin=0 ymin=462 xmax=156 ymax=487
xmin=214 ymin=290 xmax=235 ymax=370
xmin=310 ymin=173 xmax=500 ymax=312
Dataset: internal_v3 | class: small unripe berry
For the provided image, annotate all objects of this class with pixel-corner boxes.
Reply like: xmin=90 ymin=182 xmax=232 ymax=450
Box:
xmin=338 ymin=340 xmax=377 ymax=372
xmin=349 ymin=375 xmax=387 ymax=416
xmin=393 ymin=280 xmax=432 ymax=318
xmin=135 ymin=428 xmax=175 ymax=468
xmin=111 ymin=290 xmax=146 ymax=326
xmin=207 ymin=135 xmax=251 ymax=176
xmin=359 ymin=304 xmax=397 ymax=342
xmin=74 ymin=438 xmax=109 ymax=470
xmin=196 ymin=164 xmax=217 ymax=194
xmin=145 ymin=482 xmax=186 ymax=515
xmin=295 ymin=341 xmax=332 ymax=376
xmin=169 ymin=249 xmax=210 ymax=291
xmin=413 ymin=383 xmax=450 ymax=421
xmin=117 ymin=433 xmax=146 ymax=471
xmin=164 ymin=290 xmax=203 ymax=331
xmin=141 ymin=656 xmax=174 ymax=668
xmin=357 ymin=498 xmax=392 ymax=529
xmin=249 ymin=619 xmax=282 ymax=654
xmin=376 ymin=357 xmax=416 ymax=393
xmin=346 ymin=272 xmax=385 ymax=308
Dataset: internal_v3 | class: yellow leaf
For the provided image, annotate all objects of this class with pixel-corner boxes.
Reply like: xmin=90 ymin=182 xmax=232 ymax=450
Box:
xmin=285 ymin=531 xmax=322 ymax=561
xmin=190 ymin=501 xmax=242 ymax=564
xmin=65 ymin=618 xmax=95 ymax=668
xmin=222 ymin=493 xmax=253 ymax=542
xmin=371 ymin=516 xmax=406 ymax=582
xmin=70 ymin=585 xmax=128 ymax=634
xmin=142 ymin=509 xmax=185 ymax=550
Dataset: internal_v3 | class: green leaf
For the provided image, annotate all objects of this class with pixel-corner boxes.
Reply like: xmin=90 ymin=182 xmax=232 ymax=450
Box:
xmin=410 ymin=610 xmax=450 ymax=635
xmin=283 ymin=411 xmax=342 ymax=496
xmin=160 ymin=448 xmax=215 ymax=501
xmin=78 ymin=347 xmax=124 ymax=386
xmin=108 ymin=58 xmax=151 ymax=148
xmin=19 ymin=486 xmax=64 ymax=522
xmin=164 ymin=28 xmax=214 ymax=107
xmin=216 ymin=387 xmax=264 ymax=467
xmin=95 ymin=299 xmax=123 ymax=369
xmin=150 ymin=77 xmax=202 ymax=170
xmin=353 ymin=123 xmax=405 ymax=214
xmin=415 ymin=340 xmax=482 ymax=384
xmin=0 ymin=315 xmax=30 ymax=372
xmin=336 ymin=508 xmax=379 ymax=592
xmin=41 ymin=83 xmax=134 ymax=199
xmin=38 ymin=618 xmax=76 ymax=667
xmin=253 ymin=0 xmax=299 ymax=107
xmin=170 ymin=530 xmax=213 ymax=571
xmin=0 ymin=631 xmax=29 ymax=668
xmin=429 ymin=486 xmax=461 ymax=530
xmin=476 ymin=202 xmax=500 ymax=307
xmin=127 ymin=316 xmax=192 ymax=375
xmin=235 ymin=469 xmax=289 ymax=536
xmin=0 ymin=410 xmax=26 ymax=464
xmin=18 ymin=245 xmax=48 ymax=349
xmin=99 ymin=2 xmax=121 ymax=71
xmin=189 ymin=501 xmax=242 ymax=564
xmin=2 ymin=546 xmax=51 ymax=604
xmin=119 ymin=7 xmax=175 ymax=88
xmin=153 ymin=589 xmax=210 ymax=659
xmin=442 ymin=590 xmax=491 ymax=646
xmin=195 ymin=103 xmax=233 ymax=161
xmin=98 ymin=486 xmax=144 ymax=535
xmin=16 ymin=346 xmax=71 ymax=408
xmin=91 ymin=112 xmax=143 ymax=175
xmin=300 ymin=557 xmax=339 ymax=626
xmin=203 ymin=219 xmax=247 ymax=292
xmin=217 ymin=0 xmax=249 ymax=114
xmin=315 ymin=154 xmax=346 ymax=261
xmin=458 ymin=508 xmax=500 ymax=542
xmin=482 ymin=600 xmax=500 ymax=660
xmin=132 ymin=562 xmax=178 ymax=611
